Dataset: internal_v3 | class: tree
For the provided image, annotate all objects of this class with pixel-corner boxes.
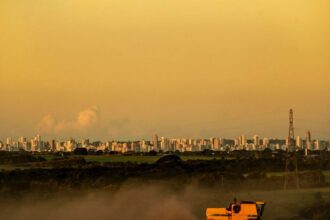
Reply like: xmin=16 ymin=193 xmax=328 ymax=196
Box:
xmin=73 ymin=148 xmax=88 ymax=155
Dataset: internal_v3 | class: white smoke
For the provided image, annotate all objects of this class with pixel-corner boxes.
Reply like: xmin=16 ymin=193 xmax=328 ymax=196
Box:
xmin=36 ymin=106 xmax=100 ymax=134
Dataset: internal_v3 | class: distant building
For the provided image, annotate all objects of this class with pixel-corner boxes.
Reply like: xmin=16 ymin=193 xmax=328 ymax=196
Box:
xmin=82 ymin=139 xmax=90 ymax=148
xmin=239 ymin=135 xmax=247 ymax=147
xmin=36 ymin=134 xmax=41 ymax=142
xmin=306 ymin=131 xmax=312 ymax=150
xmin=314 ymin=140 xmax=320 ymax=150
xmin=122 ymin=143 xmax=128 ymax=153
xmin=160 ymin=137 xmax=171 ymax=152
xmin=213 ymin=138 xmax=220 ymax=151
xmin=234 ymin=138 xmax=239 ymax=146
xmin=262 ymin=138 xmax=269 ymax=148
xmin=296 ymin=136 xmax=302 ymax=148
xmin=30 ymin=138 xmax=38 ymax=151
xmin=152 ymin=134 xmax=159 ymax=151
xmin=50 ymin=140 xmax=56 ymax=151
xmin=253 ymin=135 xmax=260 ymax=147
xmin=65 ymin=139 xmax=76 ymax=152
xmin=6 ymin=137 xmax=12 ymax=146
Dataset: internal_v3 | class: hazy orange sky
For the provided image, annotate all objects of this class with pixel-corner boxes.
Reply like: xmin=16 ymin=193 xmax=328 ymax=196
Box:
xmin=0 ymin=0 xmax=329 ymax=140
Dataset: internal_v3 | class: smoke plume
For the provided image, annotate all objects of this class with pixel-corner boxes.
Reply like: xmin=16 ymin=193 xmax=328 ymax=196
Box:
xmin=36 ymin=106 xmax=100 ymax=135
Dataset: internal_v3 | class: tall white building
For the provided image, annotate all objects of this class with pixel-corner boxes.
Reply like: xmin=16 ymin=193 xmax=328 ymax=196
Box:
xmin=160 ymin=137 xmax=171 ymax=152
xmin=262 ymin=138 xmax=270 ymax=147
xmin=239 ymin=135 xmax=247 ymax=146
xmin=65 ymin=139 xmax=76 ymax=152
xmin=306 ymin=131 xmax=312 ymax=150
xmin=152 ymin=134 xmax=159 ymax=151
xmin=31 ymin=139 xmax=38 ymax=151
xmin=6 ymin=137 xmax=12 ymax=146
xmin=36 ymin=134 xmax=41 ymax=142
xmin=213 ymin=138 xmax=220 ymax=151
xmin=140 ymin=139 xmax=148 ymax=152
xmin=296 ymin=136 xmax=302 ymax=148
xmin=314 ymin=140 xmax=320 ymax=150
xmin=253 ymin=135 xmax=260 ymax=147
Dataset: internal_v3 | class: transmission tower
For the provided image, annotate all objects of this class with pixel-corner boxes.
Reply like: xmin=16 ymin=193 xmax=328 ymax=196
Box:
xmin=284 ymin=109 xmax=300 ymax=190
xmin=288 ymin=109 xmax=295 ymax=150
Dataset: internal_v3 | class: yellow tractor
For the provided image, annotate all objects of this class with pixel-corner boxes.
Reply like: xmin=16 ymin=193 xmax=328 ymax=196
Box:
xmin=206 ymin=199 xmax=266 ymax=220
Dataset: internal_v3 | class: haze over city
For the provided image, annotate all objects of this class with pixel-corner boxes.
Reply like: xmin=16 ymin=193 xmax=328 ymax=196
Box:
xmin=1 ymin=0 xmax=329 ymax=140
xmin=2 ymin=2 xmax=330 ymax=220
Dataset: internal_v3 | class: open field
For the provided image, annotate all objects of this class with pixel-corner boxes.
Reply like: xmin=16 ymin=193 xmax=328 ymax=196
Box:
xmin=267 ymin=171 xmax=330 ymax=184
xmin=196 ymin=187 xmax=330 ymax=220
xmin=0 ymin=184 xmax=330 ymax=220
xmin=1 ymin=153 xmax=330 ymax=219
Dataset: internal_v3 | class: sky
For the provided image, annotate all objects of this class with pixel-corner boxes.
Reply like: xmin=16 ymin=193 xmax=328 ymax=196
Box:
xmin=0 ymin=0 xmax=329 ymax=141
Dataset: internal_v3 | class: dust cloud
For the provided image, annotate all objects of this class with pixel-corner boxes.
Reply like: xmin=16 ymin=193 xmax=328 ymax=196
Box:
xmin=0 ymin=184 xmax=198 ymax=220
xmin=0 ymin=181 xmax=326 ymax=220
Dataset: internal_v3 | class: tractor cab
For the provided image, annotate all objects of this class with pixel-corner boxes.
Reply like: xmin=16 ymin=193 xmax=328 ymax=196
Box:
xmin=206 ymin=200 xmax=266 ymax=220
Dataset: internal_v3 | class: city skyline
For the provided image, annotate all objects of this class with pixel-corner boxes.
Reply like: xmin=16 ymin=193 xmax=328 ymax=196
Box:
xmin=1 ymin=132 xmax=329 ymax=153
xmin=1 ymin=131 xmax=329 ymax=144
xmin=1 ymin=0 xmax=330 ymax=140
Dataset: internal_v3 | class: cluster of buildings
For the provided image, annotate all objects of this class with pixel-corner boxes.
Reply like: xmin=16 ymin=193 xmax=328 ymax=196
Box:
xmin=0 ymin=131 xmax=329 ymax=153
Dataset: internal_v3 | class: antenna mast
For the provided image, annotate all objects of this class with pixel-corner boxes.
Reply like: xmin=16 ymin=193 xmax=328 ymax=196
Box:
xmin=284 ymin=109 xmax=300 ymax=190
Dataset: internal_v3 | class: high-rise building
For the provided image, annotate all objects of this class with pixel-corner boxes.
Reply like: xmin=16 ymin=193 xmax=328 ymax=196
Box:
xmin=6 ymin=137 xmax=12 ymax=146
xmin=160 ymin=137 xmax=171 ymax=152
xmin=296 ymin=136 xmax=302 ymax=148
xmin=210 ymin=137 xmax=215 ymax=149
xmin=130 ymin=142 xmax=136 ymax=152
xmin=213 ymin=138 xmax=220 ymax=151
xmin=65 ymin=139 xmax=76 ymax=152
xmin=314 ymin=140 xmax=320 ymax=150
xmin=30 ymin=138 xmax=38 ymax=151
xmin=56 ymin=142 xmax=62 ymax=152
xmin=219 ymin=138 xmax=224 ymax=147
xmin=18 ymin=137 xmax=27 ymax=150
xmin=36 ymin=134 xmax=41 ymax=142
xmin=82 ymin=139 xmax=90 ymax=148
xmin=122 ymin=143 xmax=128 ymax=153
xmin=285 ymin=137 xmax=290 ymax=147
xmin=50 ymin=140 xmax=56 ymax=151
xmin=210 ymin=137 xmax=220 ymax=150
xmin=253 ymin=135 xmax=260 ymax=147
xmin=140 ymin=139 xmax=146 ymax=152
xmin=18 ymin=136 xmax=26 ymax=144
xmin=234 ymin=138 xmax=239 ymax=146
xmin=306 ymin=131 xmax=312 ymax=150
xmin=262 ymin=138 xmax=269 ymax=147
xmin=152 ymin=134 xmax=159 ymax=150
xmin=240 ymin=135 xmax=247 ymax=146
